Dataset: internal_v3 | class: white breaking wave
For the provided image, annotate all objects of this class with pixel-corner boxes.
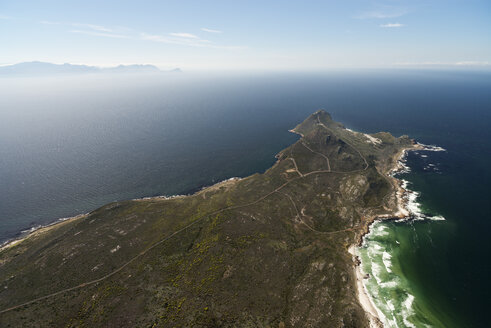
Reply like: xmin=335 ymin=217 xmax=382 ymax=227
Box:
xmin=135 ymin=177 xmax=242 ymax=201
xmin=380 ymin=280 xmax=398 ymax=288
xmin=356 ymin=141 xmax=449 ymax=328
xmin=391 ymin=150 xmax=411 ymax=176
xmin=370 ymin=260 xmax=384 ymax=285
xmin=398 ymin=180 xmax=446 ymax=222
xmin=401 ymin=294 xmax=417 ymax=328
xmin=20 ymin=225 xmax=42 ymax=235
xmin=372 ymin=243 xmax=384 ymax=251
xmin=382 ymin=251 xmax=393 ymax=273
xmin=1 ymin=213 xmax=89 ymax=249
xmin=394 ymin=147 xmax=446 ymax=222
xmin=417 ymin=142 xmax=447 ymax=152
xmin=373 ymin=224 xmax=390 ymax=236
xmin=358 ymin=224 xmax=420 ymax=328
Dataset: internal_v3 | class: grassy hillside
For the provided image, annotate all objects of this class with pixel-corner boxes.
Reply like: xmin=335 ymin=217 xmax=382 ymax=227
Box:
xmin=0 ymin=110 xmax=413 ymax=327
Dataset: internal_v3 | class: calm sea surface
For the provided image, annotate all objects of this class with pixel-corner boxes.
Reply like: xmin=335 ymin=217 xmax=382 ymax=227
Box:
xmin=0 ymin=70 xmax=490 ymax=326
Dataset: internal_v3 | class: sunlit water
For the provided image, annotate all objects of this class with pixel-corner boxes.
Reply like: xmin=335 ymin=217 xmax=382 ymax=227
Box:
xmin=0 ymin=70 xmax=490 ymax=327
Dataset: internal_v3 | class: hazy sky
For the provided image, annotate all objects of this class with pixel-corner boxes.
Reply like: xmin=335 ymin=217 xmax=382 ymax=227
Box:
xmin=1 ymin=0 xmax=490 ymax=70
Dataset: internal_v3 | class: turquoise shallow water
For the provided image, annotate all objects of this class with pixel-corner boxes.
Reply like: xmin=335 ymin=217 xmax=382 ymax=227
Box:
xmin=358 ymin=137 xmax=490 ymax=327
xmin=358 ymin=218 xmax=453 ymax=328
xmin=357 ymin=147 xmax=457 ymax=327
xmin=0 ymin=70 xmax=490 ymax=326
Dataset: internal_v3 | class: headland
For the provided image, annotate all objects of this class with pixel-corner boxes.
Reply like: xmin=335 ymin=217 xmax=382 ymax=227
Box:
xmin=0 ymin=110 xmax=417 ymax=327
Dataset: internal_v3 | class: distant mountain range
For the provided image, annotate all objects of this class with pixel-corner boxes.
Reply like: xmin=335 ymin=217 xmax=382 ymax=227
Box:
xmin=0 ymin=62 xmax=182 ymax=75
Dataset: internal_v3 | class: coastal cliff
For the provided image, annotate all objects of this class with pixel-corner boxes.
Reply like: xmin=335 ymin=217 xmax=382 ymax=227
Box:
xmin=0 ymin=110 xmax=415 ymax=327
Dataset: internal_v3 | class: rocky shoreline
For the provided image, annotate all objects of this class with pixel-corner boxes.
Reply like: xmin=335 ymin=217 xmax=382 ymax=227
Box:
xmin=0 ymin=213 xmax=88 ymax=252
xmin=351 ymin=141 xmax=423 ymax=327
xmin=0 ymin=177 xmax=245 ymax=253
xmin=351 ymin=141 xmax=447 ymax=327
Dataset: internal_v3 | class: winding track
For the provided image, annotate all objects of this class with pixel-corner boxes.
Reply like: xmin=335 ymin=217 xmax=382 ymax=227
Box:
xmin=0 ymin=115 xmax=373 ymax=315
xmin=300 ymin=141 xmax=332 ymax=172
xmin=289 ymin=157 xmax=304 ymax=177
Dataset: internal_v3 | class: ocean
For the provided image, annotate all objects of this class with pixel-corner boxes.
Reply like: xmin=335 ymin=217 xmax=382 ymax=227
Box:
xmin=0 ymin=70 xmax=490 ymax=327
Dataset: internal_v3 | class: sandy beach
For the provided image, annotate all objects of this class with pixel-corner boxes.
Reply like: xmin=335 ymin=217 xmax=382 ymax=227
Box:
xmin=350 ymin=143 xmax=422 ymax=327
xmin=349 ymin=245 xmax=384 ymax=328
xmin=1 ymin=136 xmax=420 ymax=328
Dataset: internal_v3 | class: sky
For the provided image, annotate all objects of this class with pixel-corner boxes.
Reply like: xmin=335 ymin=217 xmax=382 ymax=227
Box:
xmin=1 ymin=0 xmax=490 ymax=70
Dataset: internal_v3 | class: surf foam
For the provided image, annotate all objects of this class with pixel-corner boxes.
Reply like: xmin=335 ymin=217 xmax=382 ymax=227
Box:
xmin=356 ymin=142 xmax=448 ymax=327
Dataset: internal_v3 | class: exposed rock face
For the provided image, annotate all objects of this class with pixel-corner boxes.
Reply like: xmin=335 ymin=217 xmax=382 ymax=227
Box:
xmin=340 ymin=175 xmax=369 ymax=201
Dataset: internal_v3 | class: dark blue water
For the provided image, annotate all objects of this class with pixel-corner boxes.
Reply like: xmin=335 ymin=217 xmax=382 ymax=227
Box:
xmin=0 ymin=70 xmax=490 ymax=326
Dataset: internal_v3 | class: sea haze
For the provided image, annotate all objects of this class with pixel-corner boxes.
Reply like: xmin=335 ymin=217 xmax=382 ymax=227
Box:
xmin=0 ymin=70 xmax=490 ymax=327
